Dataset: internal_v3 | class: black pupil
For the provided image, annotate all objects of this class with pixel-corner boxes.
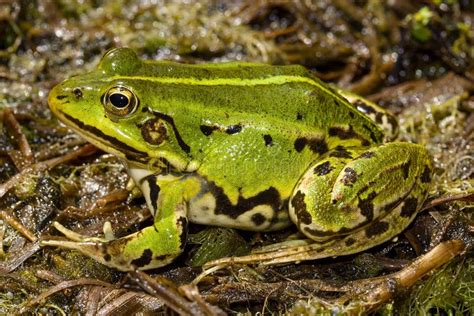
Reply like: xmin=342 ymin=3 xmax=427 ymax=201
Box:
xmin=109 ymin=93 xmax=129 ymax=108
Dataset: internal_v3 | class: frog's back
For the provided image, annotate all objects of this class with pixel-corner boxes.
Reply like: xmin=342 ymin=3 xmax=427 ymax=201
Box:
xmin=98 ymin=47 xmax=383 ymax=144
xmin=133 ymin=60 xmax=385 ymax=148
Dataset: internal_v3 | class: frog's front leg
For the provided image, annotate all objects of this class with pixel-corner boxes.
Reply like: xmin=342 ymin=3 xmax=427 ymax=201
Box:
xmin=42 ymin=173 xmax=200 ymax=271
xmin=205 ymin=142 xmax=432 ymax=267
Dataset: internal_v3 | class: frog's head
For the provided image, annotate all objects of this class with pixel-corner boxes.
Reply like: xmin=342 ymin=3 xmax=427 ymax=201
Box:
xmin=48 ymin=48 xmax=190 ymax=170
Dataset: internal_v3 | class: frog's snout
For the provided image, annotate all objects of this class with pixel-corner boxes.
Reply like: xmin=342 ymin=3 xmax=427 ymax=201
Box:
xmin=48 ymin=81 xmax=84 ymax=114
xmin=48 ymin=83 xmax=67 ymax=114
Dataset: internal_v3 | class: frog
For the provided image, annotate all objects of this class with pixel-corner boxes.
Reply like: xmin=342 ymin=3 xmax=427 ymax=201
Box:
xmin=44 ymin=48 xmax=433 ymax=271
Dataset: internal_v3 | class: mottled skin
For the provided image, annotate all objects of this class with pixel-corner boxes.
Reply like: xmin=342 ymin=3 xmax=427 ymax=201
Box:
xmin=44 ymin=48 xmax=432 ymax=271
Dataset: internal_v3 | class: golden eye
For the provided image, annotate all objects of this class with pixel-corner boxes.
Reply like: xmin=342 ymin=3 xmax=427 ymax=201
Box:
xmin=103 ymin=86 xmax=138 ymax=117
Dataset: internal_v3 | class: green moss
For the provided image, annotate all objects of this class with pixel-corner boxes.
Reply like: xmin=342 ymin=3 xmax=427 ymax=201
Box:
xmin=410 ymin=7 xmax=434 ymax=42
xmin=396 ymin=258 xmax=474 ymax=314
xmin=187 ymin=227 xmax=250 ymax=267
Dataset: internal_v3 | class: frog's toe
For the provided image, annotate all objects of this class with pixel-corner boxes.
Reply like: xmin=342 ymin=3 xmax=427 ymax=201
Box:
xmin=50 ymin=221 xmax=107 ymax=243
xmin=203 ymin=241 xmax=328 ymax=268
xmin=41 ymin=222 xmax=126 ymax=270
xmin=41 ymin=238 xmax=122 ymax=269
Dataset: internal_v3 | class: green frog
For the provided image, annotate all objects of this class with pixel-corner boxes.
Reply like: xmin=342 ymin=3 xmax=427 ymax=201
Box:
xmin=44 ymin=48 xmax=433 ymax=271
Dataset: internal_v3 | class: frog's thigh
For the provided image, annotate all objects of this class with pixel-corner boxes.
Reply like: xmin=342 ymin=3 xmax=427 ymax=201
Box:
xmin=337 ymin=89 xmax=399 ymax=141
xmin=289 ymin=143 xmax=432 ymax=251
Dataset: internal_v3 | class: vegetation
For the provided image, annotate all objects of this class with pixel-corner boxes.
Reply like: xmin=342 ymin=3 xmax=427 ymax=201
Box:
xmin=0 ymin=0 xmax=473 ymax=314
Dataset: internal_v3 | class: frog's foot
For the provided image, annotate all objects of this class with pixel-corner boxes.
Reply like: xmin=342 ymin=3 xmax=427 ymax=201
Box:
xmin=42 ymin=221 xmax=184 ymax=271
xmin=203 ymin=207 xmax=404 ymax=268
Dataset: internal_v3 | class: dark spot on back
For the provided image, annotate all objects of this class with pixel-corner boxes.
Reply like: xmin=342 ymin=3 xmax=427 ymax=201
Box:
xmin=226 ymin=124 xmax=242 ymax=134
xmin=200 ymin=125 xmax=218 ymax=136
xmin=359 ymin=191 xmax=377 ymax=221
xmin=358 ymin=151 xmax=376 ymax=159
xmin=251 ymin=213 xmax=266 ymax=226
xmin=131 ymin=249 xmax=153 ymax=268
xmin=296 ymin=113 xmax=303 ymax=120
xmin=329 ymin=146 xmax=353 ymax=159
xmin=330 ymin=125 xmax=374 ymax=146
xmin=365 ymin=221 xmax=390 ymax=238
xmin=294 ymin=137 xmax=327 ymax=154
xmin=308 ymin=138 xmax=328 ymax=154
xmin=291 ymin=190 xmax=311 ymax=225
xmin=329 ymin=126 xmax=357 ymax=139
xmin=400 ymin=197 xmax=418 ymax=218
xmin=349 ymin=112 xmax=355 ymax=119
xmin=314 ymin=161 xmax=334 ymax=176
xmin=341 ymin=167 xmax=358 ymax=186
xmin=421 ymin=166 xmax=431 ymax=183
xmin=263 ymin=134 xmax=273 ymax=147
xmin=356 ymin=182 xmax=372 ymax=196
xmin=294 ymin=137 xmax=306 ymax=152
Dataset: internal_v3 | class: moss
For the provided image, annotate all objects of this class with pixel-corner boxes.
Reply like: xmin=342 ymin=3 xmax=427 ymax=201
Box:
xmin=396 ymin=257 xmax=474 ymax=314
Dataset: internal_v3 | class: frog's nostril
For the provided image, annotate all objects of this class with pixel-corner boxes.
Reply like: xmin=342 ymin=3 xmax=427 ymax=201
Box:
xmin=73 ymin=87 xmax=83 ymax=99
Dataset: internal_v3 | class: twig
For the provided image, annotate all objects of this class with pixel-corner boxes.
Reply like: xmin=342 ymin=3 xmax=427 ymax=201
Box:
xmin=35 ymin=269 xmax=66 ymax=284
xmin=128 ymin=271 xmax=224 ymax=316
xmin=20 ymin=278 xmax=114 ymax=313
xmin=421 ymin=192 xmax=474 ymax=211
xmin=95 ymin=289 xmax=164 ymax=316
xmin=2 ymin=108 xmax=35 ymax=169
xmin=338 ymin=239 xmax=466 ymax=312
xmin=0 ymin=241 xmax=41 ymax=273
xmin=0 ymin=209 xmax=37 ymax=242
xmin=180 ymin=284 xmax=226 ymax=316
xmin=0 ymin=144 xmax=97 ymax=199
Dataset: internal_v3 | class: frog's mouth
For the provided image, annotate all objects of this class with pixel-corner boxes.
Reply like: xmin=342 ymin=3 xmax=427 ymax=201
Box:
xmin=54 ymin=108 xmax=150 ymax=167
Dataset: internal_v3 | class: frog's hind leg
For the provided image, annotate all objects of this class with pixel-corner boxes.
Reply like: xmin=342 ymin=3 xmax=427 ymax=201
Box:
xmin=204 ymin=142 xmax=432 ymax=268
xmin=42 ymin=174 xmax=200 ymax=271
xmin=337 ymin=88 xmax=399 ymax=141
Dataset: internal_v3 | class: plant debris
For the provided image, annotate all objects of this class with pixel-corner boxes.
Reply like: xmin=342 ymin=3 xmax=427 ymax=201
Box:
xmin=0 ymin=0 xmax=473 ymax=314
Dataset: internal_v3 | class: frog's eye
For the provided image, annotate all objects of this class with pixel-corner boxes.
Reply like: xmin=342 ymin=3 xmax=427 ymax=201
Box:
xmin=102 ymin=86 xmax=138 ymax=117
